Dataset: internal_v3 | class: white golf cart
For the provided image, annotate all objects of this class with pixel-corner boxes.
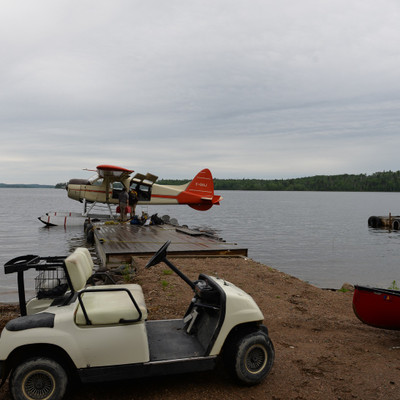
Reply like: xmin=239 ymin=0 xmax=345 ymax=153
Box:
xmin=0 ymin=241 xmax=274 ymax=400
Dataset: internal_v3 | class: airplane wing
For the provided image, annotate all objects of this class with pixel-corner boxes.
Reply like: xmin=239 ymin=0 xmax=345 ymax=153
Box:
xmin=96 ymin=164 xmax=134 ymax=182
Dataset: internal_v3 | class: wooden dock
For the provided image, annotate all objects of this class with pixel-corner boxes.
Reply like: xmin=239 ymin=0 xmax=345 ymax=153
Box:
xmin=93 ymin=223 xmax=248 ymax=266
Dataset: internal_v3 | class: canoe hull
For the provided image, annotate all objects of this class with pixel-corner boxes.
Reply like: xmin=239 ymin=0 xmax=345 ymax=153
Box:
xmin=352 ymin=285 xmax=400 ymax=330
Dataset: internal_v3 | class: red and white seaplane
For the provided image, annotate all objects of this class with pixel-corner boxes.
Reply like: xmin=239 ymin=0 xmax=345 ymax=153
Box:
xmin=38 ymin=165 xmax=223 ymax=227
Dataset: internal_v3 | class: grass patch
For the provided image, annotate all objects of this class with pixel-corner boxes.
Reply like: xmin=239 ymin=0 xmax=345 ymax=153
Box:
xmin=162 ymin=269 xmax=173 ymax=275
xmin=161 ymin=280 xmax=169 ymax=289
xmin=388 ymin=280 xmax=399 ymax=290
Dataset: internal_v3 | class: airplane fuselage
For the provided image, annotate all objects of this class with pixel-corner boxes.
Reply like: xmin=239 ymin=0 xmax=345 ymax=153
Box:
xmin=67 ymin=180 xmax=188 ymax=206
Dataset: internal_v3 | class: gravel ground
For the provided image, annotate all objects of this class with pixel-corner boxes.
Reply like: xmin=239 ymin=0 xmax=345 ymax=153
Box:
xmin=1 ymin=256 xmax=399 ymax=399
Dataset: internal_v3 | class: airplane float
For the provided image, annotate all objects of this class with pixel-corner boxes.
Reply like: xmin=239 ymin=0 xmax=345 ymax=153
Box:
xmin=38 ymin=165 xmax=223 ymax=227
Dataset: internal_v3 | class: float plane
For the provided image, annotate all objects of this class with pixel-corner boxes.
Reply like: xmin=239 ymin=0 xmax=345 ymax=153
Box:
xmin=38 ymin=165 xmax=222 ymax=227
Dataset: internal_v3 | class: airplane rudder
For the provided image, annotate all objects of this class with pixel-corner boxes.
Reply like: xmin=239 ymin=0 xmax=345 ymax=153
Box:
xmin=187 ymin=169 xmax=214 ymax=194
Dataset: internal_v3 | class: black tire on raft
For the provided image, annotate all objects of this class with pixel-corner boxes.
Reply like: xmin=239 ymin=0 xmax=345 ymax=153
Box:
xmin=224 ymin=329 xmax=275 ymax=386
xmin=10 ymin=357 xmax=68 ymax=400
xmin=368 ymin=216 xmax=382 ymax=228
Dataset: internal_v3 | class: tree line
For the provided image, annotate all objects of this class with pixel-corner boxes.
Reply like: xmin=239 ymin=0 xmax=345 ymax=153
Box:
xmin=158 ymin=171 xmax=400 ymax=192
xmin=6 ymin=170 xmax=400 ymax=192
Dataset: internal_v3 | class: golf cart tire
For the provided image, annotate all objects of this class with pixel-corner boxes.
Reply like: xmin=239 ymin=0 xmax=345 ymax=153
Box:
xmin=225 ymin=329 xmax=274 ymax=386
xmin=10 ymin=357 xmax=68 ymax=400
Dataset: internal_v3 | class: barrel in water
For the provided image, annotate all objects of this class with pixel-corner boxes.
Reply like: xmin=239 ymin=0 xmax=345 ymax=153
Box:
xmin=392 ymin=219 xmax=400 ymax=230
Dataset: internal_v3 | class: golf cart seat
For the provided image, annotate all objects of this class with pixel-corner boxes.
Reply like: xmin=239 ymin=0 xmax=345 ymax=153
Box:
xmin=64 ymin=248 xmax=93 ymax=291
xmin=64 ymin=248 xmax=147 ymax=326
xmin=75 ymin=284 xmax=147 ymax=325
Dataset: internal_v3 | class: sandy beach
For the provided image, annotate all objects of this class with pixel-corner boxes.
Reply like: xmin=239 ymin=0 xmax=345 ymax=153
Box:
xmin=1 ymin=256 xmax=399 ymax=399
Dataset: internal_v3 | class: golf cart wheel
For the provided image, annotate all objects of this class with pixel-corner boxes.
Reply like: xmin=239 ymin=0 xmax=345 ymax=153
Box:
xmin=227 ymin=330 xmax=275 ymax=385
xmin=10 ymin=357 xmax=68 ymax=400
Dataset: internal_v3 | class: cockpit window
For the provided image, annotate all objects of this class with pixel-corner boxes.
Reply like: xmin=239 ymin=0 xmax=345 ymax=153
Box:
xmin=88 ymin=174 xmax=101 ymax=185
xmin=91 ymin=179 xmax=103 ymax=187
xmin=113 ymin=182 xmax=124 ymax=189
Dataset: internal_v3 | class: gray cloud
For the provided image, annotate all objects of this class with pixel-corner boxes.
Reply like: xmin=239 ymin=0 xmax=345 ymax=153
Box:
xmin=1 ymin=0 xmax=400 ymax=184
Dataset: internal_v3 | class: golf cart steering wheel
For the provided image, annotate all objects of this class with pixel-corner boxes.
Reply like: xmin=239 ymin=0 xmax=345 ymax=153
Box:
xmin=145 ymin=240 xmax=171 ymax=269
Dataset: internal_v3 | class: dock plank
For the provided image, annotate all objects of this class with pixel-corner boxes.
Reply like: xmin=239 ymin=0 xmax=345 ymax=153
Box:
xmin=93 ymin=224 xmax=247 ymax=265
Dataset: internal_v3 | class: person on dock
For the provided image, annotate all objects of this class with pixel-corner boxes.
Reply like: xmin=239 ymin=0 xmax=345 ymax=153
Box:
xmin=129 ymin=188 xmax=138 ymax=219
xmin=118 ymin=187 xmax=129 ymax=221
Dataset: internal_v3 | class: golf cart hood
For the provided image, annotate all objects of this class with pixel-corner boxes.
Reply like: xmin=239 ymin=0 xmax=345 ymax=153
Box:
xmin=204 ymin=275 xmax=264 ymax=356
xmin=210 ymin=276 xmax=264 ymax=323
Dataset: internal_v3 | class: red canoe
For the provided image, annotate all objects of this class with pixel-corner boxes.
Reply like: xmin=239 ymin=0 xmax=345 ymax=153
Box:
xmin=352 ymin=285 xmax=400 ymax=330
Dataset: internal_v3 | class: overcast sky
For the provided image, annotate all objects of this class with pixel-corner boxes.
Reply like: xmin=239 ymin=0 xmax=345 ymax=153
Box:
xmin=1 ymin=0 xmax=400 ymax=184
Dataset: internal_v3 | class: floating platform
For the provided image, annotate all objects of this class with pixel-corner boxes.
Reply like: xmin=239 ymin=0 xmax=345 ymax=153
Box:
xmin=93 ymin=224 xmax=248 ymax=266
xmin=368 ymin=214 xmax=400 ymax=230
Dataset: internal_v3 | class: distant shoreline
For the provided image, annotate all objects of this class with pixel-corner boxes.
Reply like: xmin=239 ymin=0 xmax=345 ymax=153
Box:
xmin=0 ymin=184 xmax=55 ymax=189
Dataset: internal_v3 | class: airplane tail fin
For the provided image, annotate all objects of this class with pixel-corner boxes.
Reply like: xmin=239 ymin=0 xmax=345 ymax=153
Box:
xmin=180 ymin=169 xmax=222 ymax=211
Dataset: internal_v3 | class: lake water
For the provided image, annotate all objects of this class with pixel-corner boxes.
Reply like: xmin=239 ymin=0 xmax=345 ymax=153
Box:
xmin=1 ymin=188 xmax=399 ymax=302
